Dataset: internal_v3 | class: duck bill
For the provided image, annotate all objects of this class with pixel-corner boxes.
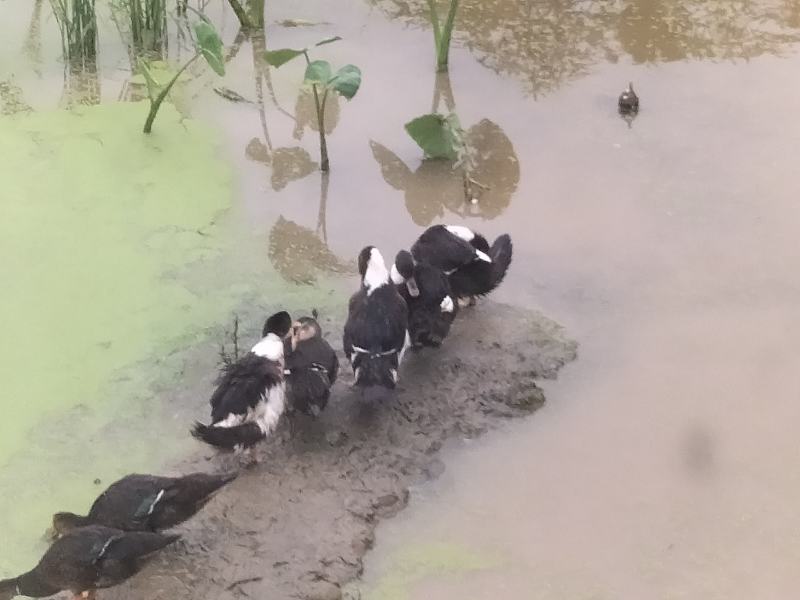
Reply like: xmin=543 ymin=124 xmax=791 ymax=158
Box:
xmin=405 ymin=277 xmax=420 ymax=298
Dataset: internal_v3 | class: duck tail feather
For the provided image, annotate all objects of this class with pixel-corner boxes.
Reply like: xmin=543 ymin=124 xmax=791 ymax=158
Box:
xmin=487 ymin=234 xmax=513 ymax=291
xmin=191 ymin=422 xmax=267 ymax=450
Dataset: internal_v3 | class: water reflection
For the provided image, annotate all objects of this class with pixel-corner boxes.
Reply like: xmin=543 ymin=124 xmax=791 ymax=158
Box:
xmin=370 ymin=0 xmax=800 ymax=95
xmin=22 ymin=0 xmax=44 ymax=75
xmin=244 ymin=33 xmax=339 ymax=191
xmin=268 ymin=175 xmax=353 ymax=284
xmin=371 ymin=73 xmax=519 ymax=224
xmin=293 ymin=88 xmax=340 ymax=140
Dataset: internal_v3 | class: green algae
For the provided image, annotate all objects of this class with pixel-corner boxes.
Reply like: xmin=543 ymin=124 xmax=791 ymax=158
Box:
xmin=359 ymin=542 xmax=502 ymax=600
xmin=0 ymin=101 xmax=229 ymax=465
xmin=0 ymin=101 xmax=346 ymax=574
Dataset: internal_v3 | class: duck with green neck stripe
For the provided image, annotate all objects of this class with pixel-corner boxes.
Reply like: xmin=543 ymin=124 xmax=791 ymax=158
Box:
xmin=51 ymin=471 xmax=237 ymax=537
xmin=0 ymin=525 xmax=178 ymax=600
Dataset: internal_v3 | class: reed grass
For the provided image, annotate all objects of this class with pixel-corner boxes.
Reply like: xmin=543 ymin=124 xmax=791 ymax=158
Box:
xmin=49 ymin=0 xmax=98 ymax=66
xmin=129 ymin=0 xmax=168 ymax=56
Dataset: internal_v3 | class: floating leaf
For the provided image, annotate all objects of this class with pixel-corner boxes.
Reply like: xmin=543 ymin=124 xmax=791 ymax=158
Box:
xmin=330 ymin=64 xmax=361 ymax=100
xmin=194 ymin=21 xmax=225 ymax=76
xmin=304 ymin=60 xmax=332 ymax=86
xmin=263 ymin=47 xmax=305 ymax=68
xmin=405 ymin=112 xmax=464 ymax=160
xmin=315 ymin=36 xmax=342 ymax=47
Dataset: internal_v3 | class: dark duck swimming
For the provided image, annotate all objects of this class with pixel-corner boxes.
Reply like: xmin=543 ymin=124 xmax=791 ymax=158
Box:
xmin=51 ymin=471 xmax=237 ymax=536
xmin=392 ymin=250 xmax=457 ymax=348
xmin=192 ymin=311 xmax=292 ymax=456
xmin=618 ymin=82 xmax=639 ymax=114
xmin=284 ymin=310 xmax=339 ymax=417
xmin=343 ymin=246 xmax=409 ymax=390
xmin=411 ymin=224 xmax=512 ymax=306
xmin=0 ymin=525 xmax=178 ymax=600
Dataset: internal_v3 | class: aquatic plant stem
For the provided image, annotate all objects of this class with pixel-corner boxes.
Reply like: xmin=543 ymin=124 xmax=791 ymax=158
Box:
xmin=225 ymin=0 xmax=252 ymax=30
xmin=439 ymin=0 xmax=459 ymax=71
xmin=143 ymin=53 xmax=199 ymax=133
xmin=427 ymin=0 xmax=459 ymax=72
xmin=303 ymin=50 xmax=330 ymax=172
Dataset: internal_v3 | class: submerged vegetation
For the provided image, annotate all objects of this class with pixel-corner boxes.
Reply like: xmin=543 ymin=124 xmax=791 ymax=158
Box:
xmin=264 ymin=38 xmax=362 ymax=172
xmin=225 ymin=0 xmax=265 ymax=31
xmin=127 ymin=0 xmax=168 ymax=57
xmin=49 ymin=0 xmax=98 ymax=66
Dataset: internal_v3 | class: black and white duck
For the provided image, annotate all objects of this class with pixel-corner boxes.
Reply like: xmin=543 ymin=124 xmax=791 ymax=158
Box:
xmin=411 ymin=224 xmax=512 ymax=306
xmin=392 ymin=250 xmax=457 ymax=348
xmin=618 ymin=82 xmax=639 ymax=114
xmin=0 ymin=525 xmax=178 ymax=600
xmin=192 ymin=311 xmax=292 ymax=455
xmin=51 ymin=471 xmax=237 ymax=536
xmin=343 ymin=246 xmax=409 ymax=390
xmin=284 ymin=310 xmax=339 ymax=417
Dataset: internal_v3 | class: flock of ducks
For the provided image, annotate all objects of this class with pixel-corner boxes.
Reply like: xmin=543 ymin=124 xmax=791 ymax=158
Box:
xmin=0 ymin=224 xmax=513 ymax=600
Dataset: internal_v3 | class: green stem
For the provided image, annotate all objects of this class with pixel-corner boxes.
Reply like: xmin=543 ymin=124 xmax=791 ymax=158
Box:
xmin=226 ymin=0 xmax=252 ymax=30
xmin=437 ymin=0 xmax=459 ymax=72
xmin=143 ymin=52 xmax=199 ymax=133
xmin=426 ymin=0 xmax=442 ymax=50
xmin=303 ymin=50 xmax=330 ymax=171
xmin=317 ymin=87 xmax=330 ymax=171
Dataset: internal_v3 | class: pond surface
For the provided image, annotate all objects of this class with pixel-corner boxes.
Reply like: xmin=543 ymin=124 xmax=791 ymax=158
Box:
xmin=2 ymin=0 xmax=800 ymax=596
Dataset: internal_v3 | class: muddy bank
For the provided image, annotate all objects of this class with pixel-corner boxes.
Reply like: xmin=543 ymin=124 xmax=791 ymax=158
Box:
xmin=105 ymin=301 xmax=575 ymax=600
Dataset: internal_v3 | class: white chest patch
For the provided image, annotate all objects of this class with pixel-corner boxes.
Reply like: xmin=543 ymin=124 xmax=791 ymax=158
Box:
xmin=445 ymin=225 xmax=475 ymax=242
xmin=364 ymin=248 xmax=389 ymax=296
xmin=440 ymin=295 xmax=454 ymax=313
xmin=251 ymin=334 xmax=284 ymax=361
xmin=390 ymin=263 xmax=404 ymax=285
xmin=255 ymin=383 xmax=286 ymax=435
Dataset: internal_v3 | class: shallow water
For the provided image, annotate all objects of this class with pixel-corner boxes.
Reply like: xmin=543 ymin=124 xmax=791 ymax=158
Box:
xmin=2 ymin=0 xmax=800 ymax=595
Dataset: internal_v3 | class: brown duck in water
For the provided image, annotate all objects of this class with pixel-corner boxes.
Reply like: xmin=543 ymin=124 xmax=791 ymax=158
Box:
xmin=52 ymin=472 xmax=237 ymax=536
xmin=0 ymin=525 xmax=178 ymax=600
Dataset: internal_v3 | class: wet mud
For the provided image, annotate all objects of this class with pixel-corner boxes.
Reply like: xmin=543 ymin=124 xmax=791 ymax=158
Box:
xmin=104 ymin=301 xmax=576 ymax=600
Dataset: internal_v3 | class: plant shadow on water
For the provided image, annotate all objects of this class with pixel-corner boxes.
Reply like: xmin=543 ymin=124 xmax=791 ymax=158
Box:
xmin=370 ymin=72 xmax=519 ymax=225
xmin=233 ymin=30 xmax=353 ymax=285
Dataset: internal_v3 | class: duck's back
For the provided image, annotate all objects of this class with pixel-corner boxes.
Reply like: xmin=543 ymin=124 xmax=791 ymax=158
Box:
xmin=209 ymin=353 xmax=282 ymax=423
xmin=346 ymin=286 xmax=407 ymax=353
xmin=412 ymin=225 xmax=476 ymax=272
xmin=88 ymin=475 xmax=173 ymax=531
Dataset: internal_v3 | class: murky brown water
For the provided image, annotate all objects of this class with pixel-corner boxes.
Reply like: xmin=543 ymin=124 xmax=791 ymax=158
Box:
xmin=3 ymin=0 xmax=800 ymax=595
xmin=355 ymin=1 xmax=800 ymax=598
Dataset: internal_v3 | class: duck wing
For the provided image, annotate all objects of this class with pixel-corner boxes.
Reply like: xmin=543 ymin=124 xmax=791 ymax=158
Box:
xmin=91 ymin=529 xmax=180 ymax=589
xmin=87 ymin=475 xmax=175 ymax=531
xmin=146 ymin=472 xmax=237 ymax=530
xmin=411 ymin=225 xmax=478 ymax=272
xmin=209 ymin=353 xmax=282 ymax=423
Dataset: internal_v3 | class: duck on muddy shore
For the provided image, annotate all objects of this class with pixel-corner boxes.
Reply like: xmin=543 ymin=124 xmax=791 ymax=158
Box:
xmin=284 ymin=311 xmax=339 ymax=418
xmin=51 ymin=472 xmax=237 ymax=536
xmin=343 ymin=246 xmax=409 ymax=391
xmin=191 ymin=311 xmax=292 ymax=459
xmin=411 ymin=225 xmax=513 ymax=307
xmin=0 ymin=526 xmax=179 ymax=600
xmin=392 ymin=250 xmax=457 ymax=348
